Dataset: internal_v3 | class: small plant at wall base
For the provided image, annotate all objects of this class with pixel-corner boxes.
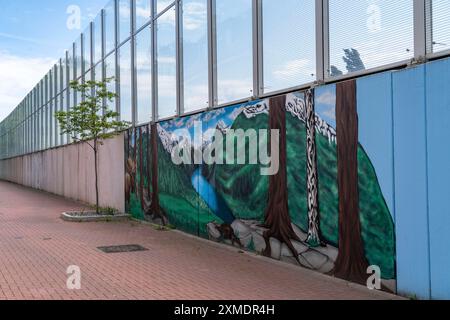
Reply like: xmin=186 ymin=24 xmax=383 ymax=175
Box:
xmin=55 ymin=78 xmax=129 ymax=215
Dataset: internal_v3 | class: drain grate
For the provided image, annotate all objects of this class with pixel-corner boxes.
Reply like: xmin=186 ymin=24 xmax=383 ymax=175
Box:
xmin=97 ymin=244 xmax=148 ymax=254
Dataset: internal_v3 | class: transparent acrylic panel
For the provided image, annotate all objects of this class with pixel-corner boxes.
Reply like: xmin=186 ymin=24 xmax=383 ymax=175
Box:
xmin=183 ymin=0 xmax=209 ymax=112
xmin=75 ymin=35 xmax=82 ymax=79
xmin=157 ymin=6 xmax=177 ymax=119
xmin=328 ymin=0 xmax=414 ymax=77
xmin=93 ymin=13 xmax=103 ymax=63
xmin=119 ymin=0 xmax=131 ymax=43
xmin=53 ymin=65 xmax=59 ymax=96
xmin=83 ymin=25 xmax=92 ymax=70
xmin=105 ymin=0 xmax=116 ymax=55
xmin=60 ymin=91 xmax=67 ymax=145
xmin=68 ymin=47 xmax=74 ymax=83
xmin=119 ymin=41 xmax=133 ymax=123
xmin=262 ymin=0 xmax=316 ymax=93
xmin=95 ymin=62 xmax=104 ymax=116
xmin=136 ymin=0 xmax=152 ymax=30
xmin=136 ymin=26 xmax=152 ymax=124
xmin=430 ymin=0 xmax=450 ymax=53
xmin=61 ymin=58 xmax=67 ymax=92
xmin=157 ymin=0 xmax=174 ymax=15
xmin=216 ymin=0 xmax=253 ymax=104
xmin=105 ymin=53 xmax=117 ymax=112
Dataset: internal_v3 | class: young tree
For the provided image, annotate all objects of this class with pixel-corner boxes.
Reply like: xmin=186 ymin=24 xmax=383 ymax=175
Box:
xmin=55 ymin=78 xmax=129 ymax=214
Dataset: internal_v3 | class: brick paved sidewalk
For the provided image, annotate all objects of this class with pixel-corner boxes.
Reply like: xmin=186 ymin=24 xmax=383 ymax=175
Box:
xmin=0 ymin=181 xmax=401 ymax=300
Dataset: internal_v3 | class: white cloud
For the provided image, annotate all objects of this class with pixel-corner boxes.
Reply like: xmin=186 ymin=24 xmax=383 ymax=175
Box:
xmin=0 ymin=51 xmax=55 ymax=122
xmin=316 ymin=90 xmax=335 ymax=107
xmin=136 ymin=0 xmax=151 ymax=18
xmin=273 ymin=59 xmax=314 ymax=79
xmin=183 ymin=2 xmax=207 ymax=31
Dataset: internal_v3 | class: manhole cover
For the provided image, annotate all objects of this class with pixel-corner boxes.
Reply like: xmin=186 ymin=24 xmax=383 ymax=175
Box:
xmin=97 ymin=244 xmax=148 ymax=254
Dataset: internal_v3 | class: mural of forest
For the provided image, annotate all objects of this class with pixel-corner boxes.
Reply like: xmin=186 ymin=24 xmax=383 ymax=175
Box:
xmin=125 ymin=82 xmax=396 ymax=292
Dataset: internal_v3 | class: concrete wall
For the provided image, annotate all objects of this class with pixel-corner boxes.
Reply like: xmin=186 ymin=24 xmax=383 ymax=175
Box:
xmin=0 ymin=134 xmax=125 ymax=213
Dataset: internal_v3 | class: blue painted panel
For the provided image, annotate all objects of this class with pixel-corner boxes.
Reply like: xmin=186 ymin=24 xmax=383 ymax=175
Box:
xmin=393 ymin=65 xmax=431 ymax=299
xmin=426 ymin=58 xmax=450 ymax=300
xmin=357 ymin=72 xmax=395 ymax=220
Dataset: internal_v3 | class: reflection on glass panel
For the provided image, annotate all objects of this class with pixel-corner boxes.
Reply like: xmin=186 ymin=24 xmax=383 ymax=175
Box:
xmin=94 ymin=13 xmax=103 ymax=63
xmin=328 ymin=0 xmax=413 ymax=77
xmin=136 ymin=27 xmax=152 ymax=124
xmin=262 ymin=0 xmax=315 ymax=93
xmin=105 ymin=53 xmax=116 ymax=111
xmin=157 ymin=0 xmax=174 ymax=14
xmin=61 ymin=91 xmax=67 ymax=145
xmin=216 ymin=0 xmax=253 ymax=105
xmin=95 ymin=63 xmax=104 ymax=116
xmin=119 ymin=0 xmax=131 ymax=43
xmin=53 ymin=64 xmax=58 ymax=96
xmin=430 ymin=0 xmax=450 ymax=53
xmin=68 ymin=47 xmax=74 ymax=82
xmin=83 ymin=25 xmax=92 ymax=70
xmin=119 ymin=41 xmax=133 ymax=123
xmin=136 ymin=0 xmax=151 ymax=30
xmin=157 ymin=6 xmax=177 ymax=119
xmin=53 ymin=95 xmax=60 ymax=146
xmin=48 ymin=101 xmax=53 ymax=148
xmin=183 ymin=0 xmax=208 ymax=112
xmin=105 ymin=0 xmax=116 ymax=54
xmin=75 ymin=36 xmax=82 ymax=79
xmin=61 ymin=58 xmax=66 ymax=92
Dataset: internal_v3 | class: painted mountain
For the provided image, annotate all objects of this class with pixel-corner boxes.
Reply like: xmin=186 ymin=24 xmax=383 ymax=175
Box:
xmin=125 ymin=89 xmax=395 ymax=286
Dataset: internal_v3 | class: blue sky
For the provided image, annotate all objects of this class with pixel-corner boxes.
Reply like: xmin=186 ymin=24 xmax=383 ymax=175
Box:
xmin=2 ymin=0 xmax=450 ymax=123
xmin=0 ymin=0 xmax=109 ymax=121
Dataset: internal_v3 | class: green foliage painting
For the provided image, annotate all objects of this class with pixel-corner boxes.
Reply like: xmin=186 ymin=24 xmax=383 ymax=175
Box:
xmin=125 ymin=89 xmax=396 ymax=287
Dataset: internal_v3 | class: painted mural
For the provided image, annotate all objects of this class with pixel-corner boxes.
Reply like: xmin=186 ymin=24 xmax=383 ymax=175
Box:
xmin=125 ymin=86 xmax=396 ymax=292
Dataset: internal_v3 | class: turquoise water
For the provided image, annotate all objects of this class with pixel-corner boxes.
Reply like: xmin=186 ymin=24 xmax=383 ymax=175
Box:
xmin=191 ymin=168 xmax=236 ymax=225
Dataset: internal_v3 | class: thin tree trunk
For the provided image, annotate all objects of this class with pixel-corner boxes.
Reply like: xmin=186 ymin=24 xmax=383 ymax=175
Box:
xmin=333 ymin=79 xmax=369 ymax=284
xmin=263 ymin=95 xmax=301 ymax=261
xmin=94 ymin=138 xmax=99 ymax=215
xmin=305 ymin=89 xmax=323 ymax=247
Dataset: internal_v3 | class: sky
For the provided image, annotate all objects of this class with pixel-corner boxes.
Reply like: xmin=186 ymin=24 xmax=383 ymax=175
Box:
xmin=2 ymin=0 xmax=450 ymax=123
xmin=0 ymin=0 xmax=109 ymax=121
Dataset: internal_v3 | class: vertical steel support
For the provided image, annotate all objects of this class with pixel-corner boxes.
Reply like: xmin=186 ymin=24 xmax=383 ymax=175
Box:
xmin=207 ymin=0 xmax=217 ymax=108
xmin=151 ymin=0 xmax=158 ymax=121
xmin=131 ymin=0 xmax=137 ymax=126
xmin=176 ymin=0 xmax=184 ymax=116
xmin=252 ymin=0 xmax=263 ymax=98
xmin=316 ymin=0 xmax=329 ymax=82
xmin=414 ymin=0 xmax=427 ymax=61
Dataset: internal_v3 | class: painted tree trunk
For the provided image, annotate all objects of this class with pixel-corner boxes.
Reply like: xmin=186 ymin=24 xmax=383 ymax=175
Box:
xmin=146 ymin=125 xmax=152 ymax=197
xmin=263 ymin=95 xmax=301 ymax=261
xmin=150 ymin=124 xmax=168 ymax=225
xmin=139 ymin=127 xmax=145 ymax=211
xmin=333 ymin=79 xmax=369 ymax=284
xmin=305 ymin=89 xmax=322 ymax=247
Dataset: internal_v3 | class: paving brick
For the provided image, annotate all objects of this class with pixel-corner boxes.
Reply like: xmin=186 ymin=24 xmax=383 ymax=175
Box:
xmin=0 ymin=181 xmax=402 ymax=300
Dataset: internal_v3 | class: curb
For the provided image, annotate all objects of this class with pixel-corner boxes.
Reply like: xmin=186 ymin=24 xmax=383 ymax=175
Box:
xmin=60 ymin=212 xmax=131 ymax=223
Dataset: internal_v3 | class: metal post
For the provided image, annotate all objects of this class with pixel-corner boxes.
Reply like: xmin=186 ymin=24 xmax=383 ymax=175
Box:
xmin=176 ymin=0 xmax=184 ymax=116
xmin=131 ymin=0 xmax=137 ymax=126
xmin=207 ymin=0 xmax=217 ymax=108
xmin=252 ymin=0 xmax=263 ymax=98
xmin=151 ymin=0 xmax=158 ymax=121
xmin=414 ymin=0 xmax=427 ymax=61
xmin=425 ymin=0 xmax=433 ymax=55
xmin=315 ymin=0 xmax=328 ymax=83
